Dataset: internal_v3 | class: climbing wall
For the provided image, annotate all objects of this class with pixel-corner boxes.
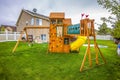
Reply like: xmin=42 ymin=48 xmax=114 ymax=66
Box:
xmin=49 ymin=24 xmax=64 ymax=52
xmin=49 ymin=12 xmax=71 ymax=53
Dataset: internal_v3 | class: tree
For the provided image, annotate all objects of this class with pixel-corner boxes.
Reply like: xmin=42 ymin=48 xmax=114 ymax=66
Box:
xmin=112 ymin=21 xmax=120 ymax=38
xmin=97 ymin=0 xmax=120 ymax=38
xmin=97 ymin=0 xmax=120 ymax=21
xmin=97 ymin=17 xmax=112 ymax=35
xmin=98 ymin=22 xmax=111 ymax=35
xmin=0 ymin=26 xmax=5 ymax=34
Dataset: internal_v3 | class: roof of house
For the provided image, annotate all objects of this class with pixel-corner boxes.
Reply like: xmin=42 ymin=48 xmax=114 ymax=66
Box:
xmin=24 ymin=9 xmax=49 ymax=19
xmin=50 ymin=12 xmax=65 ymax=19
xmin=16 ymin=9 xmax=49 ymax=26
xmin=0 ymin=25 xmax=17 ymax=31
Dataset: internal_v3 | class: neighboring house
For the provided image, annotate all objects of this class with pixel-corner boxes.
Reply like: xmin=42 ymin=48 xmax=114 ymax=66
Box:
xmin=16 ymin=9 xmax=50 ymax=43
xmin=0 ymin=25 xmax=16 ymax=33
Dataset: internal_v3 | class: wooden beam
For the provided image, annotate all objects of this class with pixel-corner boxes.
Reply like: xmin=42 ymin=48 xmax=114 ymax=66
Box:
xmin=24 ymin=26 xmax=49 ymax=30
xmin=97 ymin=45 xmax=107 ymax=64
xmin=80 ymin=45 xmax=89 ymax=72
xmin=24 ymin=29 xmax=28 ymax=41
xmin=12 ymin=31 xmax=24 ymax=53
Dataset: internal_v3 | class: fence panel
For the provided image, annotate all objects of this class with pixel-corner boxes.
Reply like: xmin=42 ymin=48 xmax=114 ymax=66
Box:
xmin=0 ymin=31 xmax=21 ymax=42
xmin=90 ymin=35 xmax=113 ymax=40
xmin=96 ymin=35 xmax=113 ymax=40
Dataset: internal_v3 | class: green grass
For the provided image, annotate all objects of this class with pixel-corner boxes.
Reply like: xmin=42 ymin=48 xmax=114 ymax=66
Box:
xmin=0 ymin=40 xmax=120 ymax=80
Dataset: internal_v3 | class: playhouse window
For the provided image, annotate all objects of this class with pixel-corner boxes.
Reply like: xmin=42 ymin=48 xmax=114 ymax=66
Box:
xmin=57 ymin=19 xmax=63 ymax=24
xmin=64 ymin=38 xmax=69 ymax=45
xmin=87 ymin=22 xmax=91 ymax=29
xmin=51 ymin=19 xmax=56 ymax=24
xmin=56 ymin=26 xmax=63 ymax=37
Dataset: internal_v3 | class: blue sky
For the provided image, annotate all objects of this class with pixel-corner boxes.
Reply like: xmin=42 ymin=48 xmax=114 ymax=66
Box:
xmin=0 ymin=0 xmax=111 ymax=29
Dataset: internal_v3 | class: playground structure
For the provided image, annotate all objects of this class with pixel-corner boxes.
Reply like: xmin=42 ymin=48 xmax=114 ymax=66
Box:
xmin=48 ymin=12 xmax=106 ymax=71
xmin=12 ymin=12 xmax=106 ymax=72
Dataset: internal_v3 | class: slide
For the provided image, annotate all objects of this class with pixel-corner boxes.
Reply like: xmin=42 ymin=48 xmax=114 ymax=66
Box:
xmin=70 ymin=36 xmax=87 ymax=51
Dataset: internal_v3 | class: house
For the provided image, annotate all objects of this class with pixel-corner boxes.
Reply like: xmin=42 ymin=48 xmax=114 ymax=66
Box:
xmin=16 ymin=8 xmax=50 ymax=43
xmin=0 ymin=25 xmax=16 ymax=33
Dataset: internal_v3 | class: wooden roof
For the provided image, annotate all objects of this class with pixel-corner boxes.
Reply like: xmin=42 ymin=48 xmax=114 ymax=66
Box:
xmin=50 ymin=12 xmax=65 ymax=19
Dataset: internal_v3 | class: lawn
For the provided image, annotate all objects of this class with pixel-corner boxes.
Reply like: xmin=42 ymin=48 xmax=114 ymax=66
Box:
xmin=0 ymin=40 xmax=120 ymax=80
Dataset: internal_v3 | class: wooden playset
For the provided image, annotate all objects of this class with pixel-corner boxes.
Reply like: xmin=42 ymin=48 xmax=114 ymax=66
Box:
xmin=48 ymin=12 xmax=106 ymax=71
xmin=12 ymin=12 xmax=106 ymax=72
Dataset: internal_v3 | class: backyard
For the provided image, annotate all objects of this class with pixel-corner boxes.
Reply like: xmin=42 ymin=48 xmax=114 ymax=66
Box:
xmin=0 ymin=40 xmax=120 ymax=80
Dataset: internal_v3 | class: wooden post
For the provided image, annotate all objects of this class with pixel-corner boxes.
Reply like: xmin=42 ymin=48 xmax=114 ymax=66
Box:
xmin=96 ymin=45 xmax=107 ymax=64
xmin=5 ymin=30 xmax=8 ymax=41
xmin=87 ymin=24 xmax=92 ymax=67
xmin=24 ymin=29 xmax=28 ymax=42
xmin=14 ymin=32 xmax=17 ymax=41
xmin=88 ymin=37 xmax=92 ymax=67
xmin=94 ymin=36 xmax=99 ymax=65
xmin=12 ymin=31 xmax=24 ymax=53
xmin=80 ymin=46 xmax=89 ymax=72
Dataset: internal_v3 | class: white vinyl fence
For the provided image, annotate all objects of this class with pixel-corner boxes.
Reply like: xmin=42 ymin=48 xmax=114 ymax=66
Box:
xmin=0 ymin=31 xmax=22 ymax=42
xmin=96 ymin=35 xmax=113 ymax=40
xmin=90 ymin=35 xmax=113 ymax=40
xmin=0 ymin=31 xmax=113 ymax=42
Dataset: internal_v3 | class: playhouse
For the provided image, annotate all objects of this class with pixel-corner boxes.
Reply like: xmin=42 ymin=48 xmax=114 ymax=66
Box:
xmin=48 ymin=12 xmax=93 ymax=53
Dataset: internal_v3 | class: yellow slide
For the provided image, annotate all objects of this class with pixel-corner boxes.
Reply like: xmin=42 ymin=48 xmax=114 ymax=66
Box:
xmin=70 ymin=36 xmax=87 ymax=51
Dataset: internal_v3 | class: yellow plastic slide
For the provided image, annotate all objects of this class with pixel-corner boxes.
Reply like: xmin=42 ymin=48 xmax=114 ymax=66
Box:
xmin=70 ymin=36 xmax=87 ymax=51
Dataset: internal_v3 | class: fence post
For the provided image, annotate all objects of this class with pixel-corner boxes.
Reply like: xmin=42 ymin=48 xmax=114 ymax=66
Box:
xmin=14 ymin=32 xmax=17 ymax=41
xmin=5 ymin=30 xmax=8 ymax=41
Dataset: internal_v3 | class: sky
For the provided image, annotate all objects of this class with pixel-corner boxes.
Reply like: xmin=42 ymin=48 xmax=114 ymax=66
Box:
xmin=0 ymin=0 xmax=112 ymax=29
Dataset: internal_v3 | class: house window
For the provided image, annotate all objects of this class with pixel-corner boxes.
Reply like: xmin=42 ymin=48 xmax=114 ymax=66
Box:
xmin=41 ymin=34 xmax=46 ymax=40
xmin=31 ymin=18 xmax=34 ymax=25
xmin=36 ymin=18 xmax=42 ymax=25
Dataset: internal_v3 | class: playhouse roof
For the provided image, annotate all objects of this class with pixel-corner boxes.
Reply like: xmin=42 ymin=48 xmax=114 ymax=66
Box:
xmin=50 ymin=12 xmax=65 ymax=19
